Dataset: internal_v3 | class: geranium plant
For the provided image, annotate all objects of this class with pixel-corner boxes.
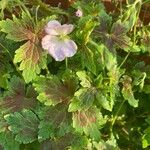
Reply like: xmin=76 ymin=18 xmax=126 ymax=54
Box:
xmin=0 ymin=0 xmax=150 ymax=149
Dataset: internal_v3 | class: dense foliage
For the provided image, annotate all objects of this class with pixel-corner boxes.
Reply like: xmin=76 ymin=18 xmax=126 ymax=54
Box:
xmin=0 ymin=0 xmax=150 ymax=149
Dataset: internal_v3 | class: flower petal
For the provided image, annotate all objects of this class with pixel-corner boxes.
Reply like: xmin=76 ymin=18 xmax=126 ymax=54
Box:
xmin=41 ymin=35 xmax=65 ymax=61
xmin=45 ymin=20 xmax=61 ymax=35
xmin=59 ymin=24 xmax=74 ymax=35
xmin=41 ymin=35 xmax=77 ymax=61
xmin=62 ymin=39 xmax=77 ymax=57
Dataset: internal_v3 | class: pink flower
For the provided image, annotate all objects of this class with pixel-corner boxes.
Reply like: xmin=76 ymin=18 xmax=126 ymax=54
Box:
xmin=75 ymin=9 xmax=83 ymax=17
xmin=42 ymin=20 xmax=77 ymax=61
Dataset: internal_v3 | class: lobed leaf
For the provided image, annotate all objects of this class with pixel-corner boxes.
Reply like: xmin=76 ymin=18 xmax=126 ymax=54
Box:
xmin=72 ymin=107 xmax=105 ymax=141
xmin=34 ymin=75 xmax=77 ymax=106
xmin=38 ymin=104 xmax=72 ymax=141
xmin=0 ymin=76 xmax=37 ymax=115
xmin=121 ymin=75 xmax=139 ymax=107
xmin=0 ymin=12 xmax=48 ymax=83
xmin=4 ymin=109 xmax=39 ymax=144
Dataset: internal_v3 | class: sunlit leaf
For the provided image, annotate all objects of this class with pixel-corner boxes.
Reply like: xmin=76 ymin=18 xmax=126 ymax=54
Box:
xmin=72 ymin=107 xmax=105 ymax=141
xmin=0 ymin=12 xmax=49 ymax=83
xmin=34 ymin=75 xmax=77 ymax=106
xmin=121 ymin=75 xmax=139 ymax=107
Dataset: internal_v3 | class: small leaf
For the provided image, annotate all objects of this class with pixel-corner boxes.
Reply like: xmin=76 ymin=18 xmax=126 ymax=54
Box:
xmin=76 ymin=15 xmax=99 ymax=44
xmin=142 ymin=127 xmax=150 ymax=148
xmin=4 ymin=109 xmax=39 ymax=144
xmin=81 ymin=46 xmax=97 ymax=75
xmin=104 ymin=48 xmax=117 ymax=71
xmin=96 ymin=91 xmax=112 ymax=111
xmin=121 ymin=75 xmax=138 ymax=107
xmin=76 ymin=71 xmax=92 ymax=88
xmin=72 ymin=107 xmax=105 ymax=141
xmin=69 ymin=88 xmax=96 ymax=111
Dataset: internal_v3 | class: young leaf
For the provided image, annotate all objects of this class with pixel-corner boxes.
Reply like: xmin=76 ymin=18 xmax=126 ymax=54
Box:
xmin=142 ymin=127 xmax=150 ymax=148
xmin=0 ymin=12 xmax=47 ymax=83
xmin=72 ymin=107 xmax=105 ymax=141
xmin=81 ymin=46 xmax=97 ymax=75
xmin=0 ymin=76 xmax=37 ymax=114
xmin=121 ymin=75 xmax=138 ymax=107
xmin=69 ymin=88 xmax=96 ymax=111
xmin=34 ymin=75 xmax=77 ymax=106
xmin=76 ymin=71 xmax=92 ymax=88
xmin=95 ymin=91 xmax=112 ymax=111
xmin=4 ymin=109 xmax=39 ymax=144
xmin=102 ymin=47 xmax=117 ymax=72
xmin=76 ymin=15 xmax=99 ymax=44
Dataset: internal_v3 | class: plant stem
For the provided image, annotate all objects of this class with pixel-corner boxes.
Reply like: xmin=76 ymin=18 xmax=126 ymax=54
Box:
xmin=110 ymin=99 xmax=125 ymax=132
xmin=45 ymin=65 xmax=50 ymax=75
xmin=118 ymin=52 xmax=130 ymax=68
xmin=65 ymin=58 xmax=68 ymax=70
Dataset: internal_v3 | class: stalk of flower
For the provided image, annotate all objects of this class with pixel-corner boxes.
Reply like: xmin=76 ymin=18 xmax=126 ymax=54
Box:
xmin=41 ymin=20 xmax=77 ymax=61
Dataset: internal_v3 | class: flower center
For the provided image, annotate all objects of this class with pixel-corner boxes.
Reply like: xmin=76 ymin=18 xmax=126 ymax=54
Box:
xmin=59 ymin=34 xmax=69 ymax=41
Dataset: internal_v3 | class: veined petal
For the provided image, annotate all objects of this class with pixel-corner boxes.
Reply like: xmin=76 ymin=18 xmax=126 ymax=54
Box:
xmin=45 ymin=20 xmax=61 ymax=35
xmin=41 ymin=35 xmax=77 ymax=61
xmin=62 ymin=39 xmax=77 ymax=57
xmin=41 ymin=35 xmax=56 ymax=50
xmin=41 ymin=35 xmax=65 ymax=61
xmin=59 ymin=24 xmax=74 ymax=35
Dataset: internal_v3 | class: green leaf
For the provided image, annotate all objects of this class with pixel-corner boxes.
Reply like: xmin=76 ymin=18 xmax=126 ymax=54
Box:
xmin=69 ymin=88 xmax=96 ymax=111
xmin=95 ymin=91 xmax=112 ymax=111
xmin=0 ymin=76 xmax=37 ymax=115
xmin=4 ymin=109 xmax=39 ymax=144
xmin=76 ymin=71 xmax=92 ymax=88
xmin=40 ymin=133 xmax=74 ymax=150
xmin=70 ymin=135 xmax=88 ymax=150
xmin=121 ymin=75 xmax=138 ymax=107
xmin=38 ymin=121 xmax=54 ymax=142
xmin=34 ymin=75 xmax=77 ymax=106
xmin=0 ymin=12 xmax=34 ymax=42
xmin=0 ymin=12 xmax=47 ymax=83
xmin=0 ymin=132 xmax=20 ymax=150
xmin=104 ymin=48 xmax=117 ymax=71
xmin=81 ymin=46 xmax=97 ymax=75
xmin=76 ymin=15 xmax=99 ymax=44
xmin=142 ymin=127 xmax=150 ymax=148
xmin=110 ymin=22 xmax=130 ymax=49
xmin=38 ymin=104 xmax=72 ymax=141
xmin=122 ymin=0 xmax=142 ymax=30
xmin=0 ymin=50 xmax=11 ymax=89
xmin=72 ymin=107 xmax=105 ymax=141
xmin=93 ymin=134 xmax=119 ymax=150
